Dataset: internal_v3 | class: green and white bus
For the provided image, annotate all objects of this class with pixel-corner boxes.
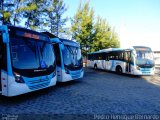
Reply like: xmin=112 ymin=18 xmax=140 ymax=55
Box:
xmin=87 ymin=46 xmax=155 ymax=75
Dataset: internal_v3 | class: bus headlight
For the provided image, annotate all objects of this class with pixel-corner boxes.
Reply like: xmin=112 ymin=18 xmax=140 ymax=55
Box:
xmin=52 ymin=69 xmax=56 ymax=77
xmin=65 ymin=67 xmax=70 ymax=74
xmin=14 ymin=72 xmax=25 ymax=83
xmin=136 ymin=66 xmax=141 ymax=70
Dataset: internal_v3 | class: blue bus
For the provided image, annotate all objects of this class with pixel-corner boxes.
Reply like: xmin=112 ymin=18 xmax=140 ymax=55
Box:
xmin=0 ymin=25 xmax=57 ymax=96
xmin=42 ymin=32 xmax=84 ymax=82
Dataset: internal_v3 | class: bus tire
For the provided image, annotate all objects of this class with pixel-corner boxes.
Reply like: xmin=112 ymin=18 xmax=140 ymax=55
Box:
xmin=116 ymin=66 xmax=122 ymax=74
xmin=94 ymin=64 xmax=97 ymax=70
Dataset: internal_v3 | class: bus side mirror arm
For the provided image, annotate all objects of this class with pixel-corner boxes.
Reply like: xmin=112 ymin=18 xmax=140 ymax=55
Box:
xmin=60 ymin=43 xmax=64 ymax=50
xmin=2 ymin=32 xmax=9 ymax=43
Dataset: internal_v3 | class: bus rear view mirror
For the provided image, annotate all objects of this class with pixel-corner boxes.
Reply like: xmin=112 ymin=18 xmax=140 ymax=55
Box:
xmin=0 ymin=31 xmax=8 ymax=43
xmin=0 ymin=26 xmax=9 ymax=43
xmin=2 ymin=32 xmax=9 ymax=43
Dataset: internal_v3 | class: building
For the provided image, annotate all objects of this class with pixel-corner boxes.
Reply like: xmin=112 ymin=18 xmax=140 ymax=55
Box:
xmin=154 ymin=51 xmax=160 ymax=67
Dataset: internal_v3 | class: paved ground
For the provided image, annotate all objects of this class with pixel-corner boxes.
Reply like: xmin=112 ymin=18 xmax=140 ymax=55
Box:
xmin=0 ymin=68 xmax=160 ymax=119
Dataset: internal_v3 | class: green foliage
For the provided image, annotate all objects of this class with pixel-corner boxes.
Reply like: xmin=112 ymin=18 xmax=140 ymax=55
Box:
xmin=45 ymin=0 xmax=68 ymax=36
xmin=0 ymin=0 xmax=67 ymax=33
xmin=0 ymin=0 xmax=14 ymax=25
xmin=22 ymin=0 xmax=44 ymax=30
xmin=12 ymin=0 xmax=25 ymax=25
xmin=71 ymin=1 xmax=120 ymax=56
xmin=93 ymin=16 xmax=120 ymax=51
xmin=0 ymin=0 xmax=119 ymax=52
xmin=71 ymin=1 xmax=94 ymax=56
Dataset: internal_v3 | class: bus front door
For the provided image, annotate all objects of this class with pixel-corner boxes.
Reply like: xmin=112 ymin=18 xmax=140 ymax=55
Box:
xmin=53 ymin=43 xmax=62 ymax=81
xmin=0 ymin=26 xmax=11 ymax=96
xmin=0 ymin=29 xmax=8 ymax=95
xmin=125 ymin=51 xmax=131 ymax=73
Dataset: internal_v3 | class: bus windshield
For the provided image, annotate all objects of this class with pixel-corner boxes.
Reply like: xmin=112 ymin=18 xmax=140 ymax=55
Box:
xmin=10 ymin=37 xmax=56 ymax=77
xmin=62 ymin=45 xmax=82 ymax=70
xmin=135 ymin=50 xmax=154 ymax=67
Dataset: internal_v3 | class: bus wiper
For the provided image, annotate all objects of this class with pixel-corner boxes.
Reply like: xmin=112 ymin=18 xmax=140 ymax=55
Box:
xmin=67 ymin=46 xmax=74 ymax=55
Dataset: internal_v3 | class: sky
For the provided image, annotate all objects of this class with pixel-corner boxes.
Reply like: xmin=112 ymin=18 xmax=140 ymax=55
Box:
xmin=63 ymin=0 xmax=160 ymax=51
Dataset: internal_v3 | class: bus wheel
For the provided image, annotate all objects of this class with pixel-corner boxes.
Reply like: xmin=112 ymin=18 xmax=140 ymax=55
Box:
xmin=116 ymin=66 xmax=122 ymax=74
xmin=94 ymin=64 xmax=97 ymax=70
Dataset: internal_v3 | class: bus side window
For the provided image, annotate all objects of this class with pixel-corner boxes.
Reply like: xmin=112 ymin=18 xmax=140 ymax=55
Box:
xmin=101 ymin=53 xmax=106 ymax=60
xmin=91 ymin=54 xmax=94 ymax=60
xmin=106 ymin=55 xmax=109 ymax=61
xmin=88 ymin=54 xmax=93 ymax=61
xmin=109 ymin=52 xmax=115 ymax=60
xmin=118 ymin=52 xmax=124 ymax=60
xmin=87 ymin=54 xmax=90 ymax=60
xmin=124 ymin=52 xmax=128 ymax=61
xmin=98 ymin=53 xmax=102 ymax=60
xmin=95 ymin=54 xmax=98 ymax=60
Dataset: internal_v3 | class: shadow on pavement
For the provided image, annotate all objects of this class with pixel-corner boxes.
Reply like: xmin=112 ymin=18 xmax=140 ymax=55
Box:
xmin=85 ymin=67 xmax=141 ymax=78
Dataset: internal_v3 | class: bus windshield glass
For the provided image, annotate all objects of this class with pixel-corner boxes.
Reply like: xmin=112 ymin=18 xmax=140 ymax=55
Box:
xmin=38 ymin=41 xmax=55 ymax=69
xmin=135 ymin=48 xmax=154 ymax=67
xmin=10 ymin=37 xmax=55 ymax=77
xmin=62 ymin=45 xmax=82 ymax=70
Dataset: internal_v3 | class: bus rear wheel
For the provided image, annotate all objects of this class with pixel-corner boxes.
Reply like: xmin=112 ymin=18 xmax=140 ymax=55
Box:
xmin=116 ymin=66 xmax=122 ymax=74
xmin=94 ymin=64 xmax=97 ymax=70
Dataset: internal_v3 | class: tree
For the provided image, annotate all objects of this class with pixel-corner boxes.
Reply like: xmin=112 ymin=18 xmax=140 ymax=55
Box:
xmin=10 ymin=0 xmax=50 ymax=29
xmin=12 ymin=0 xmax=24 ymax=26
xmin=0 ymin=0 xmax=68 ymax=32
xmin=71 ymin=1 xmax=94 ymax=56
xmin=93 ymin=16 xmax=120 ymax=51
xmin=0 ymin=0 xmax=33 ymax=26
xmin=0 ymin=0 xmax=14 ymax=25
xmin=23 ymin=0 xmax=42 ymax=30
xmin=45 ymin=0 xmax=67 ymax=37
xmin=71 ymin=1 xmax=120 ymax=56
